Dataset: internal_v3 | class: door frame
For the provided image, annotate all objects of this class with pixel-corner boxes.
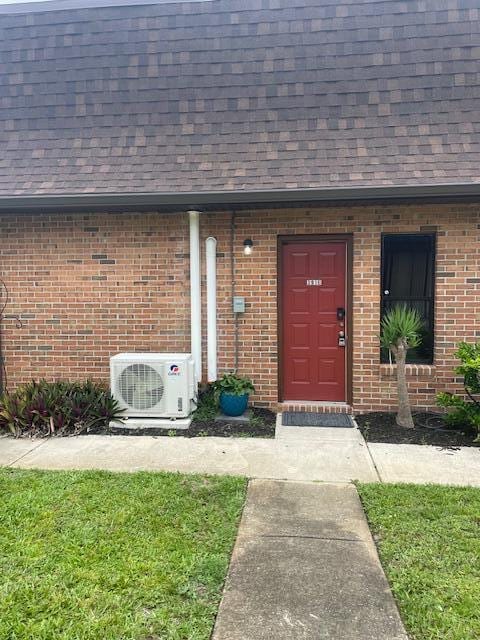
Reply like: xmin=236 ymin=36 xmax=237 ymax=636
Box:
xmin=277 ymin=234 xmax=353 ymax=404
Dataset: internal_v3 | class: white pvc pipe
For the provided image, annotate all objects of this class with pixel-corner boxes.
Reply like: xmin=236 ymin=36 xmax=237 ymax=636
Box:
xmin=206 ymin=236 xmax=217 ymax=382
xmin=188 ymin=210 xmax=202 ymax=382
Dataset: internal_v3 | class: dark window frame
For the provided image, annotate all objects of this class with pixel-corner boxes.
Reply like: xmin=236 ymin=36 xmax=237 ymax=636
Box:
xmin=380 ymin=232 xmax=436 ymax=365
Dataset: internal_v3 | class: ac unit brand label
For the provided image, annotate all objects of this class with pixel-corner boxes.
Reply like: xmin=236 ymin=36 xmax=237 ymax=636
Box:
xmin=168 ymin=364 xmax=180 ymax=376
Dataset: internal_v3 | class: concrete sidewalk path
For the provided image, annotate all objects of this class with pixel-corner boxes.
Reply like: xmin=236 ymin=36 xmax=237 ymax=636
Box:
xmin=369 ymin=442 xmax=480 ymax=486
xmin=0 ymin=435 xmax=45 ymax=466
xmin=2 ymin=433 xmax=378 ymax=482
xmin=212 ymin=480 xmax=408 ymax=640
xmin=2 ymin=431 xmax=480 ymax=485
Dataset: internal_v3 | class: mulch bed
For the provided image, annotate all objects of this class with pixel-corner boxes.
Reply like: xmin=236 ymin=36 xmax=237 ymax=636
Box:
xmin=356 ymin=412 xmax=479 ymax=447
xmin=96 ymin=407 xmax=277 ymax=438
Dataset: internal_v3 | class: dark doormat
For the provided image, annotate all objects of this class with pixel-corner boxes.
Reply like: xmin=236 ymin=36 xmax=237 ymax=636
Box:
xmin=282 ymin=412 xmax=354 ymax=427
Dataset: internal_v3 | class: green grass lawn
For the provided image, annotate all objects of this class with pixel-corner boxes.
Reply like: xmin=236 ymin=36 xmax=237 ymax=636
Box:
xmin=0 ymin=468 xmax=246 ymax=640
xmin=358 ymin=483 xmax=480 ymax=640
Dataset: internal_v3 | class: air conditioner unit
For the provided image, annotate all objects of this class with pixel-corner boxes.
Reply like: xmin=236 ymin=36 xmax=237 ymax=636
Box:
xmin=110 ymin=353 xmax=197 ymax=421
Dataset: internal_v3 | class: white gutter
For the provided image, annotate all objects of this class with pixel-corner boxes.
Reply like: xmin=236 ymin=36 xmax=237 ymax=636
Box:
xmin=205 ymin=236 xmax=217 ymax=382
xmin=188 ymin=210 xmax=202 ymax=383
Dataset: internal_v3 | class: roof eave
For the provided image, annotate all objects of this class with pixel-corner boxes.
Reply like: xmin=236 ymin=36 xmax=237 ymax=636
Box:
xmin=0 ymin=182 xmax=480 ymax=212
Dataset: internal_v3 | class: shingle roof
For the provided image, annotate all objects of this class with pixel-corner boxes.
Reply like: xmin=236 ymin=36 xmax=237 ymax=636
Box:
xmin=1 ymin=0 xmax=479 ymax=196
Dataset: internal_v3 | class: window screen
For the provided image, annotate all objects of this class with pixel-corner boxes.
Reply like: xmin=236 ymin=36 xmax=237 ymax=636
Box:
xmin=381 ymin=234 xmax=435 ymax=364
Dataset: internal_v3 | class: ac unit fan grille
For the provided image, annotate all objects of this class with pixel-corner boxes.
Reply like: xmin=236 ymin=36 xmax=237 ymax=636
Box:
xmin=117 ymin=363 xmax=164 ymax=410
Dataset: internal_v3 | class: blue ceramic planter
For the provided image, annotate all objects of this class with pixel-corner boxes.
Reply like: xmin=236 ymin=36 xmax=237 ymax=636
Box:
xmin=219 ymin=392 xmax=249 ymax=417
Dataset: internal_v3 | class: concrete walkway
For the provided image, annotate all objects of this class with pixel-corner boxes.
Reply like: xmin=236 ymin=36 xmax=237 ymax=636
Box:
xmin=1 ymin=426 xmax=479 ymax=485
xmin=212 ymin=480 xmax=408 ymax=640
xmin=368 ymin=442 xmax=480 ymax=486
xmin=0 ymin=429 xmax=378 ymax=482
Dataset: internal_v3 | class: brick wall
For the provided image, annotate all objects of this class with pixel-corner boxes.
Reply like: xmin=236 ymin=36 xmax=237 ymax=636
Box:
xmin=0 ymin=212 xmax=191 ymax=383
xmin=1 ymin=202 xmax=479 ymax=413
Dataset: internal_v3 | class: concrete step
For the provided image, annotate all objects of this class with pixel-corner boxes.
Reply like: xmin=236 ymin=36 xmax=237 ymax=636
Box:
xmin=278 ymin=401 xmax=353 ymax=414
xmin=276 ymin=424 xmax=365 ymax=443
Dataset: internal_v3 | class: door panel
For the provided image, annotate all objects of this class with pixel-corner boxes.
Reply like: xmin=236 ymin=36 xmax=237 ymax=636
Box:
xmin=292 ymin=324 xmax=309 ymax=347
xmin=281 ymin=241 xmax=347 ymax=402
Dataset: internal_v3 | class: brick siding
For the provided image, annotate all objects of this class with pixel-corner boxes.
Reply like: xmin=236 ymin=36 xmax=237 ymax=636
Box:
xmin=1 ymin=202 xmax=479 ymax=413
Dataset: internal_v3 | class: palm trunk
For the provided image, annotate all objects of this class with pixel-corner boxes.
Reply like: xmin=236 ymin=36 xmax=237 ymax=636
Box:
xmin=394 ymin=342 xmax=414 ymax=428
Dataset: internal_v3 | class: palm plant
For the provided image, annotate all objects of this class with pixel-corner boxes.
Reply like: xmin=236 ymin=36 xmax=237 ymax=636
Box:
xmin=380 ymin=305 xmax=423 ymax=428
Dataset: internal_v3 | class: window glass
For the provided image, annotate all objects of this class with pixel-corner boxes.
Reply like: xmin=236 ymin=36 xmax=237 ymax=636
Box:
xmin=381 ymin=234 xmax=435 ymax=364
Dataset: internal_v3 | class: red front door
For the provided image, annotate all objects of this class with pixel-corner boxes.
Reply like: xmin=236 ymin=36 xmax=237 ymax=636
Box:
xmin=281 ymin=240 xmax=347 ymax=402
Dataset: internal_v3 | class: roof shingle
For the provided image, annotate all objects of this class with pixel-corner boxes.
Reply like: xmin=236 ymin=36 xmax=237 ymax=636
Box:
xmin=0 ymin=0 xmax=479 ymax=196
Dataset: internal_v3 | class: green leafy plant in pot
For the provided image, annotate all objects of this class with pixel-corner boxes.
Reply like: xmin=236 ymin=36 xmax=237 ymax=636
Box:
xmin=214 ymin=373 xmax=255 ymax=417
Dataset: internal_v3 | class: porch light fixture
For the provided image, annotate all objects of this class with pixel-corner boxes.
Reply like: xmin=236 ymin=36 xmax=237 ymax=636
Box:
xmin=243 ymin=238 xmax=254 ymax=255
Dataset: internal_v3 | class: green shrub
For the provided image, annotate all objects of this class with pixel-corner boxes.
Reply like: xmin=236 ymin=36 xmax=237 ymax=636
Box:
xmin=0 ymin=380 xmax=124 ymax=437
xmin=192 ymin=383 xmax=217 ymax=421
xmin=437 ymin=342 xmax=480 ymax=441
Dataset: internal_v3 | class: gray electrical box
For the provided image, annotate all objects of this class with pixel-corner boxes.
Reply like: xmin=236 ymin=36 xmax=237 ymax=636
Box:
xmin=233 ymin=296 xmax=245 ymax=313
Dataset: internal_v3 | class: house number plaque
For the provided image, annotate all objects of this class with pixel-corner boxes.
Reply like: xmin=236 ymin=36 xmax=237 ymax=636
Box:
xmin=306 ymin=279 xmax=322 ymax=286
